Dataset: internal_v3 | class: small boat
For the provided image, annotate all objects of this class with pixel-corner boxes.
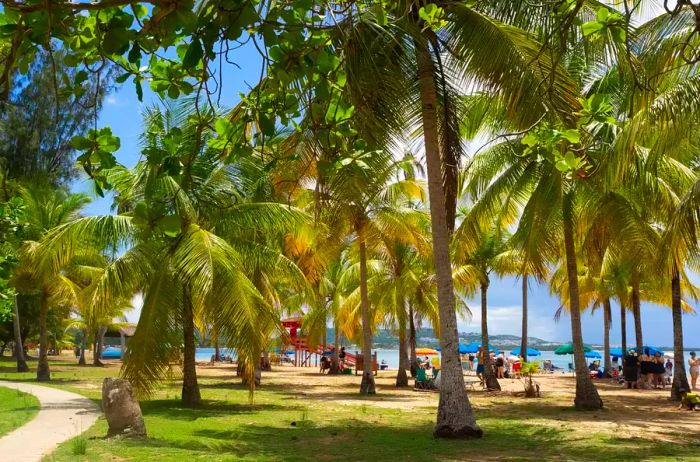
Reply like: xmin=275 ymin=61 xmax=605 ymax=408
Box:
xmin=101 ymin=346 xmax=122 ymax=359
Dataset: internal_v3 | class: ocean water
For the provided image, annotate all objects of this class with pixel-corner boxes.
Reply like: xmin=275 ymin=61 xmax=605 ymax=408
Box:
xmin=194 ymin=347 xmax=696 ymax=374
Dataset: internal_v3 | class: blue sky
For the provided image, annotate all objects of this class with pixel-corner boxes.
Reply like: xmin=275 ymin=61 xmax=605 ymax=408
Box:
xmin=71 ymin=28 xmax=700 ymax=348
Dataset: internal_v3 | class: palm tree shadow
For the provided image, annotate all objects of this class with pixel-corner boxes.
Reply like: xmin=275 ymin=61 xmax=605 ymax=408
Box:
xmin=101 ymin=416 xmax=698 ymax=461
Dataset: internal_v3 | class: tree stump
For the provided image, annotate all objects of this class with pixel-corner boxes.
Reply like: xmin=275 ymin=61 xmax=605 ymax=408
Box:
xmin=102 ymin=378 xmax=147 ymax=438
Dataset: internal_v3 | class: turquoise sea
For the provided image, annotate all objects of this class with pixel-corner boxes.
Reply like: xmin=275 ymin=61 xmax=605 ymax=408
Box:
xmin=195 ymin=347 xmax=696 ymax=374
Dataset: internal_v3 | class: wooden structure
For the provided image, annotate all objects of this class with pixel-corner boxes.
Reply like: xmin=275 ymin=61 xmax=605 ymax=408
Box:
xmin=354 ymin=351 xmax=378 ymax=376
xmin=281 ymin=317 xmax=323 ymax=367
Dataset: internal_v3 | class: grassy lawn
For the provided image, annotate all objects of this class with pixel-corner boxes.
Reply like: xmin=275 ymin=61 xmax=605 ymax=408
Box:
xmin=0 ymin=385 xmax=40 ymax=438
xmin=43 ymin=396 xmax=700 ymax=462
xmin=2 ymin=357 xmax=698 ymax=462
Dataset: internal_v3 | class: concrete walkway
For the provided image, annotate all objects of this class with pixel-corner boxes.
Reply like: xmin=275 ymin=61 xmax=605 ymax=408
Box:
xmin=0 ymin=381 xmax=99 ymax=461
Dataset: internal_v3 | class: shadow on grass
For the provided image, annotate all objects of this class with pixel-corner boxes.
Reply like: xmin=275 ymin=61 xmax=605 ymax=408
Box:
xmin=87 ymin=414 xmax=698 ymax=462
xmin=140 ymin=399 xmax=305 ymax=421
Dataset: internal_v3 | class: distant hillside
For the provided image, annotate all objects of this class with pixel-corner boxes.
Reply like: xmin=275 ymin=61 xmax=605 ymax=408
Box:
xmin=326 ymin=328 xmax=565 ymax=350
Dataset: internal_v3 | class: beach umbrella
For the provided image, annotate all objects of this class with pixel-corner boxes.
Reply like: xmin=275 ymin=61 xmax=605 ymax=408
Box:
xmin=435 ymin=343 xmax=469 ymax=355
xmin=641 ymin=346 xmax=664 ymax=356
xmin=584 ymin=351 xmax=601 ymax=359
xmin=510 ymin=347 xmax=541 ymax=357
xmin=609 ymin=348 xmax=624 ymax=358
xmin=614 ymin=345 xmax=664 ymax=356
xmin=415 ymin=348 xmax=439 ymax=356
xmin=554 ymin=343 xmax=592 ymax=355
xmin=463 ymin=342 xmax=499 ymax=355
xmin=664 ymin=352 xmax=674 ymax=360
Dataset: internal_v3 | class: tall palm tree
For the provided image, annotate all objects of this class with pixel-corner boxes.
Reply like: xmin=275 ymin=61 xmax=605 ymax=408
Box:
xmin=11 ymin=186 xmax=90 ymax=381
xmin=325 ymin=151 xmax=424 ymax=393
xmin=368 ymin=207 xmax=437 ymax=387
xmin=453 ymin=221 xmax=515 ymax=391
xmin=330 ymin=0 xmax=583 ymax=434
xmin=37 ymin=101 xmax=302 ymax=404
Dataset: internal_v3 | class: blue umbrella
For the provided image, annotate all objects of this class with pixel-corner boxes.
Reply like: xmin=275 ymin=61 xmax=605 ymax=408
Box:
xmin=584 ymin=351 xmax=601 ymax=359
xmin=510 ymin=347 xmax=541 ymax=357
xmin=611 ymin=346 xmax=664 ymax=357
xmin=436 ymin=344 xmax=468 ymax=354
xmin=642 ymin=346 xmax=665 ymax=356
xmin=464 ymin=342 xmax=500 ymax=355
xmin=609 ymin=348 xmax=624 ymax=358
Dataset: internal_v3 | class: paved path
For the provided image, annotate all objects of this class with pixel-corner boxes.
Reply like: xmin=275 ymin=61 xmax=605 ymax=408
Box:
xmin=0 ymin=381 xmax=99 ymax=461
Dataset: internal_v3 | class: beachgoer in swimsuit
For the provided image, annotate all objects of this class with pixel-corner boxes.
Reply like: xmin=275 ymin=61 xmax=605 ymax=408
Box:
xmin=689 ymin=352 xmax=699 ymax=390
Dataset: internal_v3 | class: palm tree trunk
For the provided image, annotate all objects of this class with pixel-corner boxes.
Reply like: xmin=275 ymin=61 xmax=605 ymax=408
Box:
xmin=520 ymin=275 xmax=528 ymax=363
xmin=417 ymin=40 xmax=481 ymax=438
xmin=330 ymin=320 xmax=340 ymax=374
xmin=12 ymin=295 xmax=29 ymax=373
xmin=671 ymin=269 xmax=689 ymax=401
xmin=357 ymin=224 xmax=376 ymax=394
xmin=562 ymin=192 xmax=602 ymax=409
xmin=409 ymin=305 xmax=417 ymax=377
xmin=36 ymin=293 xmax=50 ymax=381
xmin=93 ymin=327 xmax=106 ymax=366
xmin=396 ymin=313 xmax=409 ymax=387
xmin=620 ymin=302 xmax=627 ymax=354
xmin=261 ymin=348 xmax=271 ymax=371
xmin=603 ymin=297 xmax=612 ymax=378
xmin=213 ymin=329 xmax=221 ymax=362
xmin=79 ymin=329 xmax=86 ymax=366
xmin=480 ymin=281 xmax=500 ymax=390
xmin=182 ymin=288 xmax=201 ymax=406
xmin=631 ymin=276 xmax=643 ymax=354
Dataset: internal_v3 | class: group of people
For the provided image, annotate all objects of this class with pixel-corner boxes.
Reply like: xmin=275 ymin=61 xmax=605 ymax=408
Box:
xmin=621 ymin=348 xmax=675 ymax=389
xmin=467 ymin=347 xmax=522 ymax=386
xmin=319 ymin=346 xmax=346 ymax=373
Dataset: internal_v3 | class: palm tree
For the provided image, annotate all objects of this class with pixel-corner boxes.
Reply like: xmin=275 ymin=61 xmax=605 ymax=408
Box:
xmin=325 ymin=151 xmax=424 ymax=393
xmin=11 ymin=186 xmax=90 ymax=381
xmin=368 ymin=207 xmax=436 ymax=387
xmin=37 ymin=101 xmax=302 ymax=404
xmin=330 ymin=0 xmax=585 ymax=434
xmin=453 ymin=221 xmax=515 ymax=391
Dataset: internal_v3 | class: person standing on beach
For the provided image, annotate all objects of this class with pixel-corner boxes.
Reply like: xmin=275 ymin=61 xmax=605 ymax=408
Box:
xmin=476 ymin=347 xmax=485 ymax=386
xmin=623 ymin=350 xmax=639 ymax=389
xmin=689 ymin=352 xmax=699 ymax=390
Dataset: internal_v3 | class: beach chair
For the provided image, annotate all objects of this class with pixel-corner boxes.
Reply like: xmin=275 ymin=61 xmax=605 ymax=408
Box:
xmin=414 ymin=368 xmax=434 ymax=390
xmin=463 ymin=378 xmax=481 ymax=390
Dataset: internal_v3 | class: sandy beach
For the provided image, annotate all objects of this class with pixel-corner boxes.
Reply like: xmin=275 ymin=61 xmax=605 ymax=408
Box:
xmin=189 ymin=361 xmax=700 ymax=443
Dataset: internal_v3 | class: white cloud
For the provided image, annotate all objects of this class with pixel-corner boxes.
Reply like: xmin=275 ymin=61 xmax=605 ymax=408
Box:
xmin=106 ymin=96 xmax=117 ymax=105
xmin=457 ymin=304 xmax=560 ymax=340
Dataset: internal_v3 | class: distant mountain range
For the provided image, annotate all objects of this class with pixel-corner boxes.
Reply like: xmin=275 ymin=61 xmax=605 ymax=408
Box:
xmin=327 ymin=328 xmax=569 ymax=351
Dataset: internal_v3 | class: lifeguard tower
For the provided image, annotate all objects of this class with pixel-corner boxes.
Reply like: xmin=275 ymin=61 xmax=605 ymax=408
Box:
xmin=281 ymin=317 xmax=324 ymax=367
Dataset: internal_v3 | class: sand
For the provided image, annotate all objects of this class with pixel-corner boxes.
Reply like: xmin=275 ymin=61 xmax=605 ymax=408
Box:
xmin=195 ymin=362 xmax=700 ymax=441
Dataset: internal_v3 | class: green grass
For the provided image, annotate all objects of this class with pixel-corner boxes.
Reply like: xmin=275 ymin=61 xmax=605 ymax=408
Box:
xmin=0 ymin=385 xmax=40 ymax=438
xmin=44 ymin=392 xmax=700 ymax=462
xmin=3 ymin=357 xmax=697 ymax=462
